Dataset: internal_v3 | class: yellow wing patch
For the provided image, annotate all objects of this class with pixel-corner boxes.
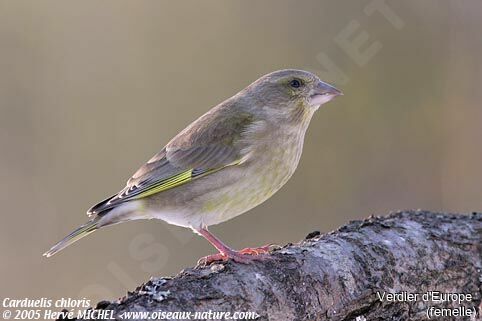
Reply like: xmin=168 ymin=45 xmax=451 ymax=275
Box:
xmin=135 ymin=169 xmax=194 ymax=199
xmin=132 ymin=159 xmax=243 ymax=200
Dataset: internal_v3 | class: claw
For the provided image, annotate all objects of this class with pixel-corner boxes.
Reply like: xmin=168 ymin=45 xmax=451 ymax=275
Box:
xmin=238 ymin=244 xmax=273 ymax=255
xmin=194 ymin=228 xmax=277 ymax=267
xmin=197 ymin=244 xmax=275 ymax=266
xmin=197 ymin=253 xmax=229 ymax=266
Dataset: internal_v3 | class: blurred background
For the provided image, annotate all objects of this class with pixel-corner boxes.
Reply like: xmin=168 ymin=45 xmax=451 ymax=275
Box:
xmin=1 ymin=0 xmax=481 ymax=305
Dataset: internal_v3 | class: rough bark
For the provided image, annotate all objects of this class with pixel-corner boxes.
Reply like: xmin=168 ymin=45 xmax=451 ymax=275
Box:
xmin=71 ymin=211 xmax=482 ymax=321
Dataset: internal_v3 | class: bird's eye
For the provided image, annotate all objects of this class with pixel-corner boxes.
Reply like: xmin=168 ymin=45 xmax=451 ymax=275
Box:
xmin=289 ymin=79 xmax=303 ymax=88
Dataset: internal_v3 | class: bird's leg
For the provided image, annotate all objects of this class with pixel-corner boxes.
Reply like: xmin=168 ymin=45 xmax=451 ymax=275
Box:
xmin=195 ymin=227 xmax=270 ymax=265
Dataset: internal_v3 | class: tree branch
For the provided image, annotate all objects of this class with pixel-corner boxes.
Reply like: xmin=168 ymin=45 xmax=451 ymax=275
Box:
xmin=71 ymin=211 xmax=482 ymax=321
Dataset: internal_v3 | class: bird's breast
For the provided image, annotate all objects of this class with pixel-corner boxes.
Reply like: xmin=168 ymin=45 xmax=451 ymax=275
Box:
xmin=198 ymin=124 xmax=308 ymax=226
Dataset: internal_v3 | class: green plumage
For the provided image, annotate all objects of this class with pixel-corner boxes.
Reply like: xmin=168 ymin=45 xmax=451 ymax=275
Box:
xmin=44 ymin=69 xmax=342 ymax=257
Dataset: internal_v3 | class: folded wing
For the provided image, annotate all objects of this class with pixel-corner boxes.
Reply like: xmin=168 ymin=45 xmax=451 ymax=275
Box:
xmin=87 ymin=107 xmax=254 ymax=216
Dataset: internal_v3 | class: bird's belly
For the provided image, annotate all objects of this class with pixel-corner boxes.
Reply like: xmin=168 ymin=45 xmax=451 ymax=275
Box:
xmin=146 ymin=161 xmax=295 ymax=229
xmin=145 ymin=134 xmax=305 ymax=229
xmin=198 ymin=147 xmax=300 ymax=227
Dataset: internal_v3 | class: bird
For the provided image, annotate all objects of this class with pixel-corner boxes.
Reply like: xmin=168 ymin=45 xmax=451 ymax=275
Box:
xmin=44 ymin=69 xmax=342 ymax=264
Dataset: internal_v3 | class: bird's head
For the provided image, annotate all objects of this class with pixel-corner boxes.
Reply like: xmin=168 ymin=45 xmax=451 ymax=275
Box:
xmin=242 ymin=69 xmax=342 ymax=122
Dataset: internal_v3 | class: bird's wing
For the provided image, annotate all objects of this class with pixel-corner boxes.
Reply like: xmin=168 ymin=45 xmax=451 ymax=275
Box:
xmin=87 ymin=107 xmax=254 ymax=216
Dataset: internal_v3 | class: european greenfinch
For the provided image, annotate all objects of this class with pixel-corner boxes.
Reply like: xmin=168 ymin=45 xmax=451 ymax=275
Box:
xmin=44 ymin=69 xmax=342 ymax=264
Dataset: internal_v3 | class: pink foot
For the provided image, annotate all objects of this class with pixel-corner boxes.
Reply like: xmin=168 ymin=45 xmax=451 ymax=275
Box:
xmin=197 ymin=245 xmax=274 ymax=266
xmin=238 ymin=244 xmax=273 ymax=255
xmin=197 ymin=252 xmax=229 ymax=265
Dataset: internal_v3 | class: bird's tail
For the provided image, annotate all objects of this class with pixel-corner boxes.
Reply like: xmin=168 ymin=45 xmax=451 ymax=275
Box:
xmin=43 ymin=220 xmax=99 ymax=257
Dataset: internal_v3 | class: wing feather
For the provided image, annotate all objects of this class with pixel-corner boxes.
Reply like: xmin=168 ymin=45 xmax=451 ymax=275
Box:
xmin=87 ymin=106 xmax=254 ymax=216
